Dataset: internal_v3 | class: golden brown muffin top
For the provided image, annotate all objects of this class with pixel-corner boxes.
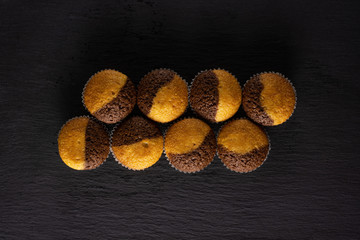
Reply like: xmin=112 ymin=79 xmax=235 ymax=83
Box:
xmin=148 ymin=73 xmax=188 ymax=123
xmin=165 ymin=118 xmax=211 ymax=155
xmin=112 ymin=136 xmax=163 ymax=170
xmin=218 ymin=119 xmax=269 ymax=154
xmin=58 ymin=117 xmax=89 ymax=170
xmin=213 ymin=69 xmax=242 ymax=122
xmin=260 ymin=73 xmax=296 ymax=125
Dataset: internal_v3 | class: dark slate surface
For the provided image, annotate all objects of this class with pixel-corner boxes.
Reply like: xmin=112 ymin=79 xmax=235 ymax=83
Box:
xmin=1 ymin=1 xmax=359 ymax=239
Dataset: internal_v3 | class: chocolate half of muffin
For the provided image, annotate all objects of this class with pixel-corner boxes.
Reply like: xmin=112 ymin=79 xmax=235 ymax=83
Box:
xmin=83 ymin=69 xmax=136 ymax=124
xmin=165 ymin=118 xmax=216 ymax=173
xmin=242 ymin=72 xmax=296 ymax=126
xmin=217 ymin=118 xmax=270 ymax=173
xmin=189 ymin=69 xmax=242 ymax=123
xmin=137 ymin=69 xmax=188 ymax=123
xmin=111 ymin=116 xmax=163 ymax=170
xmin=58 ymin=116 xmax=110 ymax=170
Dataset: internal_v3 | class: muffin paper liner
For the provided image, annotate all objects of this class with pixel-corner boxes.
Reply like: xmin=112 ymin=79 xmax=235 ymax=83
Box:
xmin=189 ymin=68 xmax=242 ymax=123
xmin=216 ymin=117 xmax=271 ymax=173
xmin=81 ymin=69 xmax=133 ymax=124
xmin=57 ymin=115 xmax=111 ymax=170
xmin=164 ymin=116 xmax=216 ymax=174
xmin=138 ymin=68 xmax=190 ymax=124
xmin=109 ymin=116 xmax=164 ymax=171
xmin=243 ymin=71 xmax=297 ymax=126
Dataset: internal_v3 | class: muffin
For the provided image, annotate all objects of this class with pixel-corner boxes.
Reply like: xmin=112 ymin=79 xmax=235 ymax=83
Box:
xmin=82 ymin=69 xmax=136 ymax=124
xmin=111 ymin=116 xmax=163 ymax=170
xmin=137 ymin=69 xmax=188 ymax=123
xmin=165 ymin=118 xmax=216 ymax=173
xmin=242 ymin=72 xmax=296 ymax=126
xmin=217 ymin=118 xmax=270 ymax=173
xmin=58 ymin=116 xmax=110 ymax=170
xmin=190 ymin=69 xmax=242 ymax=123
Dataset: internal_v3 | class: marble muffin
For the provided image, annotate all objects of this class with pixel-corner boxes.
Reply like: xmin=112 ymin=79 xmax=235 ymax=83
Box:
xmin=242 ymin=72 xmax=296 ymax=126
xmin=165 ymin=118 xmax=216 ymax=173
xmin=111 ymin=116 xmax=163 ymax=170
xmin=137 ymin=69 xmax=188 ymax=123
xmin=190 ymin=69 xmax=242 ymax=123
xmin=83 ymin=70 xmax=136 ymax=124
xmin=58 ymin=116 xmax=110 ymax=170
xmin=217 ymin=118 xmax=270 ymax=173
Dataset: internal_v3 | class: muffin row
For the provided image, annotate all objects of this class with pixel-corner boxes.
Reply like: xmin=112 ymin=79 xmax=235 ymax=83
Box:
xmin=58 ymin=116 xmax=269 ymax=173
xmin=82 ymin=69 xmax=296 ymax=126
